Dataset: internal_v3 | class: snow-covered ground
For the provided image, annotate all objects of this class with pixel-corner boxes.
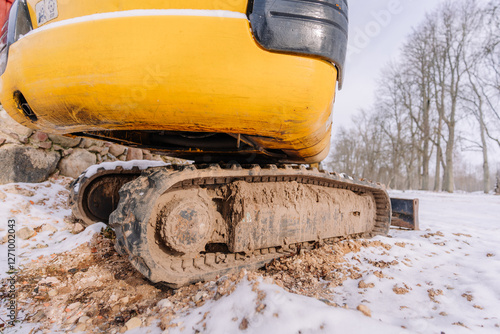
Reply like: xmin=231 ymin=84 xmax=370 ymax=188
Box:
xmin=0 ymin=178 xmax=105 ymax=280
xmin=1 ymin=179 xmax=499 ymax=333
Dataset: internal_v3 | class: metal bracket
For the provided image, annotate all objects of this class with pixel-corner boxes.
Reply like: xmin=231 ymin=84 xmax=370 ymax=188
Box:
xmin=390 ymin=198 xmax=419 ymax=230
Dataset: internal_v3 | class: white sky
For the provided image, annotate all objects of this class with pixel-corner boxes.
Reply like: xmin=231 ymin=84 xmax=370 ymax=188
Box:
xmin=333 ymin=0 xmax=446 ymax=130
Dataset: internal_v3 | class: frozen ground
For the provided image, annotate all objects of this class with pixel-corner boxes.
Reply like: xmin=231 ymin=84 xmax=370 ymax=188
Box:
xmin=0 ymin=178 xmax=499 ymax=333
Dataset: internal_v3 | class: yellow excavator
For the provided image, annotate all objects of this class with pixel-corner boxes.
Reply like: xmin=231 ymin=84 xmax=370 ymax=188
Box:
xmin=0 ymin=0 xmax=417 ymax=287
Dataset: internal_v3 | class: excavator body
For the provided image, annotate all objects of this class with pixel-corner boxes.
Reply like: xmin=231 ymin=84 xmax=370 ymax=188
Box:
xmin=0 ymin=0 xmax=416 ymax=287
xmin=0 ymin=0 xmax=348 ymax=163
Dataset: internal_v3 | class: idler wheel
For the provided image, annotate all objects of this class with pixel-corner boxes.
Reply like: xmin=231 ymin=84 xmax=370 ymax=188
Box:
xmin=159 ymin=190 xmax=215 ymax=255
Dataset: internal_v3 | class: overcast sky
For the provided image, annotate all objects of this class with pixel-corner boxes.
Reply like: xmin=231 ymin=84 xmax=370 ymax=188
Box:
xmin=333 ymin=0 xmax=446 ymax=131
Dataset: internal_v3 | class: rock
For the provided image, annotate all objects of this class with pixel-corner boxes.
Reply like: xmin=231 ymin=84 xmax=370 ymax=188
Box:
xmin=48 ymin=134 xmax=82 ymax=148
xmin=126 ymin=148 xmax=143 ymax=161
xmin=73 ymin=323 xmax=86 ymax=332
xmin=143 ymin=150 xmax=153 ymax=160
xmin=109 ymin=144 xmax=126 ymax=157
xmin=41 ymin=224 xmax=58 ymax=233
xmin=17 ymin=226 xmax=36 ymax=240
xmin=0 ymin=138 xmax=5 ymax=146
xmin=157 ymin=299 xmax=173 ymax=309
xmin=40 ymin=277 xmax=60 ymax=285
xmin=58 ymin=149 xmax=97 ymax=178
xmin=239 ymin=318 xmax=249 ymax=330
xmin=62 ymin=148 xmax=74 ymax=157
xmin=0 ymin=109 xmax=33 ymax=142
xmin=73 ymin=223 xmax=85 ymax=234
xmin=65 ymin=314 xmax=80 ymax=324
xmin=151 ymin=154 xmax=164 ymax=161
xmin=35 ymin=243 xmax=48 ymax=249
xmin=48 ymin=289 xmax=58 ymax=297
xmin=87 ymin=145 xmax=104 ymax=153
xmin=125 ymin=317 xmax=142 ymax=331
xmin=0 ymin=191 xmax=6 ymax=200
xmin=32 ymin=131 xmax=49 ymax=142
xmin=31 ymin=310 xmax=46 ymax=322
xmin=0 ymin=144 xmax=60 ymax=184
xmin=101 ymin=147 xmax=109 ymax=155
xmin=78 ymin=316 xmax=90 ymax=324
xmin=1 ymin=234 xmax=8 ymax=244
xmin=37 ymin=141 xmax=52 ymax=149
xmin=194 ymin=292 xmax=206 ymax=302
xmin=68 ymin=302 xmax=81 ymax=310
xmin=357 ymin=304 xmax=371 ymax=317
xmin=79 ymin=138 xmax=100 ymax=149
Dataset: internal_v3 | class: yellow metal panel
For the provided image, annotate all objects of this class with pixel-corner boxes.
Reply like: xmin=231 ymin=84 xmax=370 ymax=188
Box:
xmin=0 ymin=14 xmax=336 ymax=161
xmin=27 ymin=0 xmax=248 ymax=28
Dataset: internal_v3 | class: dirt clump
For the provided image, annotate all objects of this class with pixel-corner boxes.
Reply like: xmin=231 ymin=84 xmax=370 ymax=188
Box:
xmin=462 ymin=293 xmax=473 ymax=302
xmin=357 ymin=304 xmax=372 ymax=317
xmin=358 ymin=280 xmax=375 ymax=289
xmin=392 ymin=284 xmax=411 ymax=295
xmin=427 ymin=289 xmax=444 ymax=303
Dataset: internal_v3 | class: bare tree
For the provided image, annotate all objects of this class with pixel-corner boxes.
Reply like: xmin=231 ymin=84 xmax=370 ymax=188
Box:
xmin=401 ymin=25 xmax=436 ymax=190
xmin=460 ymin=5 xmax=492 ymax=193
xmin=481 ymin=1 xmax=500 ymax=149
xmin=327 ymin=0 xmax=496 ymax=193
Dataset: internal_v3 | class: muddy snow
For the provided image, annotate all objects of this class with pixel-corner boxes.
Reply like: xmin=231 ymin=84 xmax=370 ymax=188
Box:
xmin=1 ymin=176 xmax=499 ymax=333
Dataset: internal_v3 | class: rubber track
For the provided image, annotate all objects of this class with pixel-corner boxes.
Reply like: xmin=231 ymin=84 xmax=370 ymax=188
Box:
xmin=69 ymin=166 xmax=143 ymax=226
xmin=108 ymin=164 xmax=391 ymax=288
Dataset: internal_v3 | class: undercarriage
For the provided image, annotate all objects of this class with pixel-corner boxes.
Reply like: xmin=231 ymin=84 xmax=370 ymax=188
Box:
xmin=70 ymin=163 xmax=391 ymax=288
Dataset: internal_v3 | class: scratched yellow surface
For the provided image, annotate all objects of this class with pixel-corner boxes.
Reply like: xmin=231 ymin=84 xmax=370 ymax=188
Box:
xmin=1 ymin=2 xmax=337 ymax=162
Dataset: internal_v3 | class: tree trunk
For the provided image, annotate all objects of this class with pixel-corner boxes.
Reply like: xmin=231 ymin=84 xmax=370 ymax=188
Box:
xmin=434 ymin=115 xmax=443 ymax=192
xmin=495 ymin=171 xmax=500 ymax=195
xmin=422 ymin=99 xmax=431 ymax=190
xmin=479 ymin=99 xmax=490 ymax=194
xmin=443 ymin=124 xmax=455 ymax=193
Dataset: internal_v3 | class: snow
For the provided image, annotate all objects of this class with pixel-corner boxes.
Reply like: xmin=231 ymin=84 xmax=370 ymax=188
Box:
xmin=23 ymin=9 xmax=247 ymax=40
xmin=72 ymin=160 xmax=168 ymax=193
xmin=163 ymin=191 xmax=500 ymax=334
xmin=1 ymin=181 xmax=499 ymax=333
xmin=0 ymin=178 xmax=106 ymax=280
xmin=168 ymin=278 xmax=403 ymax=334
xmin=82 ymin=160 xmax=168 ymax=179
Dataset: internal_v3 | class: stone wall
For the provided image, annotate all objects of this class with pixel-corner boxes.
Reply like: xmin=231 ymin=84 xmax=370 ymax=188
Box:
xmin=0 ymin=108 xmax=177 ymax=184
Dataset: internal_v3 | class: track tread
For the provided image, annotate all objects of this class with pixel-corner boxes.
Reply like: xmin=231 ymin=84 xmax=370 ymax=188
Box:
xmin=106 ymin=163 xmax=391 ymax=288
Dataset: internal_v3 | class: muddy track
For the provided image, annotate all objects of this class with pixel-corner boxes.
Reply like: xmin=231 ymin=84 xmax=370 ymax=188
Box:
xmin=105 ymin=164 xmax=391 ymax=288
xmin=69 ymin=165 xmax=153 ymax=226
